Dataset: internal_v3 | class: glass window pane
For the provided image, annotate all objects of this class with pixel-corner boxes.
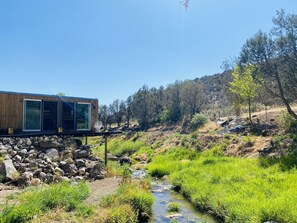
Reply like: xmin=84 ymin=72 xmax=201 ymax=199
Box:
xmin=43 ymin=101 xmax=57 ymax=131
xmin=24 ymin=100 xmax=41 ymax=130
xmin=77 ymin=103 xmax=91 ymax=130
xmin=62 ymin=102 xmax=75 ymax=131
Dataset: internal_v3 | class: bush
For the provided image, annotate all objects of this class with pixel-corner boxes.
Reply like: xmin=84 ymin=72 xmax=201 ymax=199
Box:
xmin=167 ymin=202 xmax=180 ymax=212
xmin=277 ymin=112 xmax=297 ymax=133
xmin=190 ymin=113 xmax=208 ymax=130
xmin=101 ymin=182 xmax=154 ymax=216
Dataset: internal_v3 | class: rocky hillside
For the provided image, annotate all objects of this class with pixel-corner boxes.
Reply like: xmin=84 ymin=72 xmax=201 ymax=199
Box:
xmin=0 ymin=136 xmax=106 ymax=187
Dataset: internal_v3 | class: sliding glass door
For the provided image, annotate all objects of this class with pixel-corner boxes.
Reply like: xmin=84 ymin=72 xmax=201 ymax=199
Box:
xmin=43 ymin=101 xmax=57 ymax=131
xmin=23 ymin=100 xmax=42 ymax=131
xmin=77 ymin=103 xmax=91 ymax=130
xmin=62 ymin=102 xmax=75 ymax=131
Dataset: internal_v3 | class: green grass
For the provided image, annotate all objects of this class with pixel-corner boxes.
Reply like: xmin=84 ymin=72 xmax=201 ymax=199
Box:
xmin=0 ymin=182 xmax=90 ymax=223
xmin=148 ymin=147 xmax=297 ymax=222
xmin=92 ymin=138 xmax=147 ymax=157
xmin=167 ymin=202 xmax=180 ymax=213
xmin=147 ymin=148 xmax=198 ymax=177
xmin=101 ymin=181 xmax=155 ymax=219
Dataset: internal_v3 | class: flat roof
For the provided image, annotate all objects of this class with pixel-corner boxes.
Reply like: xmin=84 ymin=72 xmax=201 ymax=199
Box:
xmin=0 ymin=90 xmax=97 ymax=101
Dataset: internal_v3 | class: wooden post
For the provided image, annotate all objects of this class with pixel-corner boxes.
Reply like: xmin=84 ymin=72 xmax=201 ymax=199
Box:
xmin=104 ymin=135 xmax=108 ymax=166
xmin=85 ymin=136 xmax=88 ymax=145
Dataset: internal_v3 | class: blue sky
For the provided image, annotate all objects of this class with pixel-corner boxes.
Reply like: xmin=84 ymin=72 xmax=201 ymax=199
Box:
xmin=0 ymin=0 xmax=296 ymax=105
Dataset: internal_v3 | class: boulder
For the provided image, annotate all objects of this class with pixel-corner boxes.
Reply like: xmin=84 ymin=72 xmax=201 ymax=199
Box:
xmin=17 ymin=171 xmax=33 ymax=187
xmin=78 ymin=167 xmax=86 ymax=175
xmin=0 ymin=159 xmax=19 ymax=181
xmin=119 ymin=156 xmax=132 ymax=166
xmin=75 ymin=159 xmax=86 ymax=168
xmin=54 ymin=167 xmax=64 ymax=176
xmin=46 ymin=148 xmax=59 ymax=161
xmin=18 ymin=149 xmax=28 ymax=158
xmin=14 ymin=155 xmax=22 ymax=162
xmin=89 ymin=163 xmax=105 ymax=179
xmin=60 ymin=163 xmax=78 ymax=176
xmin=74 ymin=139 xmax=83 ymax=147
xmin=46 ymin=173 xmax=54 ymax=183
xmin=25 ymin=139 xmax=32 ymax=146
xmin=0 ymin=145 xmax=8 ymax=155
xmin=39 ymin=172 xmax=47 ymax=181
xmin=40 ymin=141 xmax=60 ymax=149
xmin=74 ymin=149 xmax=89 ymax=159
xmin=107 ymin=154 xmax=119 ymax=161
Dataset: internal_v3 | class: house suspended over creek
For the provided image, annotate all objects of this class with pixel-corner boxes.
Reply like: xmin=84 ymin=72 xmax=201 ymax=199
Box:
xmin=0 ymin=91 xmax=99 ymax=137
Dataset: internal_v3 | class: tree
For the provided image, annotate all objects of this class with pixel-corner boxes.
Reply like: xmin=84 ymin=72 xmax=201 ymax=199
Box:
xmin=240 ymin=10 xmax=297 ymax=120
xmin=124 ymin=96 xmax=133 ymax=128
xmin=131 ymin=85 xmax=152 ymax=130
xmin=99 ymin=105 xmax=108 ymax=129
xmin=56 ymin=92 xmax=65 ymax=96
xmin=164 ymin=81 xmax=182 ymax=123
xmin=110 ymin=99 xmax=125 ymax=127
xmin=229 ymin=65 xmax=259 ymax=123
xmin=180 ymin=81 xmax=205 ymax=117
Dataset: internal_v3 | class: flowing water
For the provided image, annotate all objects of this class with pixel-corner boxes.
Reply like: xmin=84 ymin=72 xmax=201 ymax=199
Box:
xmin=132 ymin=170 xmax=217 ymax=223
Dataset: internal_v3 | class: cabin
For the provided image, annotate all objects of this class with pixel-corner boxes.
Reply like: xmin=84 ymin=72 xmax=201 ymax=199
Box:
xmin=0 ymin=91 xmax=99 ymax=136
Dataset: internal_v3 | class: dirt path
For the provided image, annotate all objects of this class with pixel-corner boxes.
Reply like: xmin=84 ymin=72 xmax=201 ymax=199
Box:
xmin=0 ymin=184 xmax=20 ymax=208
xmin=84 ymin=177 xmax=121 ymax=205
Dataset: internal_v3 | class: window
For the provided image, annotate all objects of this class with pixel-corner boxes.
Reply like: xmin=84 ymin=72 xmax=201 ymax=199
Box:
xmin=77 ymin=103 xmax=91 ymax=130
xmin=62 ymin=102 xmax=75 ymax=131
xmin=23 ymin=100 xmax=41 ymax=131
xmin=43 ymin=101 xmax=58 ymax=131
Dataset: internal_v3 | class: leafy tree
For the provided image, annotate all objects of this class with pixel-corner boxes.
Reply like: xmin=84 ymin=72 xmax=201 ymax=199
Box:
xmin=240 ymin=10 xmax=297 ymax=120
xmin=229 ymin=65 xmax=259 ymax=123
xmin=131 ymin=85 xmax=152 ymax=130
xmin=180 ymin=81 xmax=205 ymax=117
xmin=56 ymin=92 xmax=65 ymax=96
xmin=124 ymin=96 xmax=133 ymax=128
xmin=164 ymin=81 xmax=182 ymax=123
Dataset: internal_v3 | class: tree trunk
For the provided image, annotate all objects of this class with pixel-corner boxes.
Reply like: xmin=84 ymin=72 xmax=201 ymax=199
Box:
xmin=248 ymin=97 xmax=252 ymax=123
xmin=275 ymin=70 xmax=297 ymax=120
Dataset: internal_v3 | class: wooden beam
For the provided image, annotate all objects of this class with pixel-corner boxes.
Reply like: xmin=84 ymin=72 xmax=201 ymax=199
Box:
xmin=104 ymin=135 xmax=108 ymax=166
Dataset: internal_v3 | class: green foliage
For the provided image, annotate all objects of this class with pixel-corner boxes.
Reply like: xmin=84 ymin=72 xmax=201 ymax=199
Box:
xmin=148 ymin=146 xmax=297 ymax=222
xmin=147 ymin=148 xmax=198 ymax=177
xmin=190 ymin=113 xmax=208 ymax=130
xmin=93 ymin=138 xmax=146 ymax=157
xmin=0 ymin=182 xmax=90 ymax=223
xmin=133 ymin=146 xmax=155 ymax=162
xmin=101 ymin=182 xmax=154 ymax=215
xmin=167 ymin=202 xmax=180 ymax=213
xmin=277 ymin=112 xmax=297 ymax=133
xmin=229 ymin=65 xmax=259 ymax=121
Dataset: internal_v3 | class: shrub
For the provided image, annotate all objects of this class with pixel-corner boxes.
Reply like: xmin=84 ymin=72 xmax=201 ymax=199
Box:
xmin=167 ymin=202 xmax=180 ymax=212
xmin=101 ymin=182 xmax=154 ymax=216
xmin=190 ymin=113 xmax=208 ymax=131
xmin=277 ymin=112 xmax=297 ymax=133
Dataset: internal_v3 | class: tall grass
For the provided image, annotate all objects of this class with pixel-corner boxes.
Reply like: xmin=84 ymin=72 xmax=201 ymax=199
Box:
xmin=149 ymin=147 xmax=297 ymax=222
xmin=92 ymin=138 xmax=147 ymax=157
xmin=147 ymin=148 xmax=198 ymax=177
xmin=100 ymin=181 xmax=154 ymax=221
xmin=0 ymin=182 xmax=90 ymax=223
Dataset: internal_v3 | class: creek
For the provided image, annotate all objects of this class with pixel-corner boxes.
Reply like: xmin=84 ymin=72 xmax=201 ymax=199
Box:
xmin=132 ymin=170 xmax=217 ymax=223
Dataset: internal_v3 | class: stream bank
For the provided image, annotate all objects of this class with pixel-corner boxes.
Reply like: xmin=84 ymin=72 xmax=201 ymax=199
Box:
xmin=132 ymin=170 xmax=217 ymax=223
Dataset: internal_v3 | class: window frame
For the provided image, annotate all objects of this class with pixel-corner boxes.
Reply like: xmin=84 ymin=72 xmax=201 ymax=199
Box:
xmin=23 ymin=99 xmax=42 ymax=131
xmin=76 ymin=102 xmax=91 ymax=131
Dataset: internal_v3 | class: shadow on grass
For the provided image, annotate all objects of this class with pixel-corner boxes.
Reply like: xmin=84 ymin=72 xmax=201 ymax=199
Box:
xmin=259 ymin=150 xmax=297 ymax=171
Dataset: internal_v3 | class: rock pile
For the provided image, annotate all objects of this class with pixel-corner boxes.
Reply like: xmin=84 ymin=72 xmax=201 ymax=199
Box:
xmin=0 ymin=136 xmax=106 ymax=187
